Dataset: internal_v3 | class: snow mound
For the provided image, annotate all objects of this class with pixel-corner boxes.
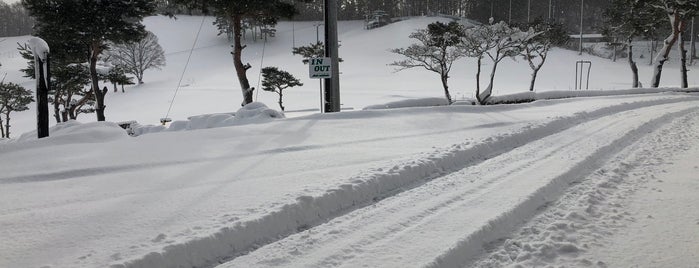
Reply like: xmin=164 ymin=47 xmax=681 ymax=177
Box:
xmin=132 ymin=102 xmax=285 ymax=136
xmin=363 ymin=97 xmax=450 ymax=110
xmin=1 ymin=121 xmax=129 ymax=152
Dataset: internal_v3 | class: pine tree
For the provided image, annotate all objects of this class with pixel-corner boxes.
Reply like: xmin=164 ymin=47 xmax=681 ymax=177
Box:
xmin=518 ymin=19 xmax=569 ymax=92
xmin=390 ymin=21 xmax=466 ymax=104
xmin=261 ymin=67 xmax=303 ymax=111
xmin=0 ymin=82 xmax=33 ymax=138
xmin=172 ymin=0 xmax=298 ymax=106
xmin=23 ymin=0 xmax=156 ymax=121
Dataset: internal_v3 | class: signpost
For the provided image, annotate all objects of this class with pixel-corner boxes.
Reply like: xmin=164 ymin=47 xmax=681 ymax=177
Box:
xmin=309 ymin=57 xmax=332 ymax=79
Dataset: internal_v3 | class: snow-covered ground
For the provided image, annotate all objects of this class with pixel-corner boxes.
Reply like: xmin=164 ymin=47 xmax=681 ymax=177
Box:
xmin=1 ymin=16 xmax=699 ymax=268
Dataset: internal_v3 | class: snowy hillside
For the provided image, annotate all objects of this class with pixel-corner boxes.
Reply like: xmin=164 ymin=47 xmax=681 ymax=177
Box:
xmin=1 ymin=15 xmax=696 ymax=135
xmin=1 ymin=16 xmax=699 ymax=268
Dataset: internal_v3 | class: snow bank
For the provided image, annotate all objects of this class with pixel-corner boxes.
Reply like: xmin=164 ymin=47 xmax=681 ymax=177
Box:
xmin=119 ymin=96 xmax=698 ymax=268
xmin=2 ymin=120 xmax=129 ymax=151
xmin=487 ymin=87 xmax=699 ymax=104
xmin=363 ymin=97 xmax=450 ymax=110
xmin=132 ymin=102 xmax=284 ymax=136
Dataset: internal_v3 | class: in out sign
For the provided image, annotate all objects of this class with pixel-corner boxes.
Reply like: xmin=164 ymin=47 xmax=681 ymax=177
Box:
xmin=309 ymin=57 xmax=332 ymax=79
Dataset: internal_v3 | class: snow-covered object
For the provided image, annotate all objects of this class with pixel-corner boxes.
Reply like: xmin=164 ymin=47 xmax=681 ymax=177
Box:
xmin=131 ymin=102 xmax=284 ymax=135
xmin=3 ymin=121 xmax=128 ymax=150
xmin=363 ymin=97 xmax=449 ymax=110
xmin=487 ymin=87 xmax=699 ymax=104
xmin=27 ymin=37 xmax=50 ymax=87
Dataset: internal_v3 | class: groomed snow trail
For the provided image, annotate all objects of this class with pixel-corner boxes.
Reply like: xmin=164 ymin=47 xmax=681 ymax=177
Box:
xmin=219 ymin=102 xmax=699 ymax=268
xmin=471 ymin=109 xmax=699 ymax=267
xmin=472 ymin=108 xmax=699 ymax=267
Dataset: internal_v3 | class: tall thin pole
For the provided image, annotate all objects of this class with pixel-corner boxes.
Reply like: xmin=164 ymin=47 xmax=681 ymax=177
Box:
xmin=324 ymin=0 xmax=340 ymax=113
xmin=691 ymin=17 xmax=696 ymax=65
xmin=315 ymin=23 xmax=323 ymax=113
xmin=579 ymin=0 xmax=584 ymax=55
xmin=509 ymin=0 xmax=512 ymax=24
xmin=549 ymin=0 xmax=552 ymax=21
xmin=528 ymin=0 xmax=531 ymax=23
xmin=490 ymin=0 xmax=494 ymax=19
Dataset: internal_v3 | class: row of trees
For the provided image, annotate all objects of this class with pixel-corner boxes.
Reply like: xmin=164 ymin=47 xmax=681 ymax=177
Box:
xmin=0 ymin=2 xmax=32 ymax=37
xmin=20 ymin=0 xmax=165 ymax=124
xmin=603 ymin=0 xmax=698 ymax=89
xmin=391 ymin=20 xmax=567 ymax=104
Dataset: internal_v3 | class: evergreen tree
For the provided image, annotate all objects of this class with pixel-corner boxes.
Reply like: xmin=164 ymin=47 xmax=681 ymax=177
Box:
xmin=518 ymin=19 xmax=569 ymax=92
xmin=390 ymin=21 xmax=466 ymax=104
xmin=292 ymin=42 xmax=344 ymax=64
xmin=18 ymin=43 xmax=94 ymax=123
xmin=261 ymin=67 xmax=303 ymax=111
xmin=0 ymin=82 xmax=33 ymax=138
xmin=172 ymin=0 xmax=299 ymax=106
xmin=476 ymin=22 xmax=532 ymax=104
xmin=22 ymin=0 xmax=156 ymax=121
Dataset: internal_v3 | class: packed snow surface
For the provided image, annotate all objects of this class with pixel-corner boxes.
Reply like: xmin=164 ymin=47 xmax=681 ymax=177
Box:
xmin=1 ymin=15 xmax=699 ymax=268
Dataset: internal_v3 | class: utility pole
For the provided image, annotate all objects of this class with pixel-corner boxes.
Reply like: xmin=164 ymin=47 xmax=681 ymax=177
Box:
xmin=549 ymin=0 xmax=553 ymax=21
xmin=527 ymin=0 xmax=531 ymax=23
xmin=579 ymin=0 xmax=584 ymax=55
xmin=323 ymin=0 xmax=340 ymax=113
xmin=315 ymin=23 xmax=324 ymax=112
xmin=508 ymin=0 xmax=512 ymax=24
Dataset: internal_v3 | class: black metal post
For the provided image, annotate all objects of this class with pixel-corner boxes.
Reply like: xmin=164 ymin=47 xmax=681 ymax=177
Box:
xmin=323 ymin=0 xmax=340 ymax=113
xmin=36 ymin=54 xmax=49 ymax=138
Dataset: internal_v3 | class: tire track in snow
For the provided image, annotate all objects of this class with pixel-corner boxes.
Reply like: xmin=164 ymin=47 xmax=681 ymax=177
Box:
xmin=471 ymin=110 xmax=699 ymax=268
xmin=219 ymin=102 xmax=699 ymax=268
xmin=118 ymin=97 xmax=699 ymax=268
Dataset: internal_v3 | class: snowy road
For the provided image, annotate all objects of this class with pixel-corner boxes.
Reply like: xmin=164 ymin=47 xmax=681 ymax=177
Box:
xmin=220 ymin=102 xmax=699 ymax=267
xmin=2 ymin=94 xmax=699 ymax=268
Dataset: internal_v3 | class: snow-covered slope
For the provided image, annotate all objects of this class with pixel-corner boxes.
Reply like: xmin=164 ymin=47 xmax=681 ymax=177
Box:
xmin=2 ymin=15 xmax=699 ymax=268
xmin=1 ymin=15 xmax=696 ymax=135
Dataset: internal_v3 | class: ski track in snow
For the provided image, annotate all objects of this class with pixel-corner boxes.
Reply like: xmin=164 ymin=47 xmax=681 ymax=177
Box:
xmin=2 ymin=96 xmax=698 ymax=268
xmin=212 ymin=101 xmax=699 ymax=268
xmin=471 ymin=109 xmax=699 ymax=268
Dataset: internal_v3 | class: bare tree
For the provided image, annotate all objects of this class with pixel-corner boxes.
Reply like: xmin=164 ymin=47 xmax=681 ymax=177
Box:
xmin=108 ymin=31 xmax=166 ymax=84
xmin=391 ymin=21 xmax=466 ymax=104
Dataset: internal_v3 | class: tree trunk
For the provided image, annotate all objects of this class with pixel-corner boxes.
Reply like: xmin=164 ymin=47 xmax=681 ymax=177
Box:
xmin=113 ymin=82 xmax=118 ymax=93
xmin=89 ymin=42 xmax=106 ymax=121
xmin=679 ymin=27 xmax=689 ymax=88
xmin=651 ymin=12 xmax=681 ymax=88
xmin=475 ymin=56 xmax=482 ymax=104
xmin=4 ymin=112 xmax=10 ymax=138
xmin=628 ymin=40 xmax=639 ymax=88
xmin=279 ymin=90 xmax=284 ymax=112
xmin=527 ymin=49 xmax=547 ymax=92
xmin=480 ymin=59 xmax=500 ymax=104
xmin=0 ymin=117 xmax=4 ymax=138
xmin=122 ymin=84 xmax=125 ymax=93
xmin=232 ymin=15 xmax=253 ymax=106
xmin=440 ymin=73 xmax=453 ymax=104
xmin=529 ymin=69 xmax=540 ymax=92
xmin=53 ymin=92 xmax=61 ymax=123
